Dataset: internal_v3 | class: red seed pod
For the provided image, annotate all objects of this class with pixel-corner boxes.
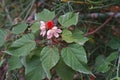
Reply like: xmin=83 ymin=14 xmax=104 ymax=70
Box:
xmin=46 ymin=21 xmax=54 ymax=29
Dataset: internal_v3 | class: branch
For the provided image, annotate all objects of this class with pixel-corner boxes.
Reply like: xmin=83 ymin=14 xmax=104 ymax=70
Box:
xmin=117 ymin=48 xmax=120 ymax=78
xmin=26 ymin=1 xmax=44 ymax=24
xmin=80 ymin=12 xmax=120 ymax=18
xmin=2 ymin=0 xmax=13 ymax=24
xmin=84 ymin=12 xmax=117 ymax=37
xmin=23 ymin=0 xmax=35 ymax=21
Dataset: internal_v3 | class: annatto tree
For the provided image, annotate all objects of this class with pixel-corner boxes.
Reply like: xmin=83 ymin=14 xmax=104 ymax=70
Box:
xmin=0 ymin=0 xmax=120 ymax=80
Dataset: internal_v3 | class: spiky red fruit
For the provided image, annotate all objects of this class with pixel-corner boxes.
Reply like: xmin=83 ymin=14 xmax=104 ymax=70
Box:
xmin=46 ymin=21 xmax=54 ymax=29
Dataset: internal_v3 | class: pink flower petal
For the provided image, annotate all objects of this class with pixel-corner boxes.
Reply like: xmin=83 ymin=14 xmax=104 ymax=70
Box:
xmin=57 ymin=29 xmax=62 ymax=33
xmin=47 ymin=30 xmax=52 ymax=35
xmin=41 ymin=30 xmax=46 ymax=37
xmin=47 ymin=34 xmax=53 ymax=39
xmin=47 ymin=30 xmax=53 ymax=39
xmin=54 ymin=33 xmax=59 ymax=38
xmin=40 ymin=21 xmax=46 ymax=37
xmin=46 ymin=26 xmax=62 ymax=39
xmin=52 ymin=26 xmax=57 ymax=29
xmin=40 ymin=21 xmax=45 ymax=26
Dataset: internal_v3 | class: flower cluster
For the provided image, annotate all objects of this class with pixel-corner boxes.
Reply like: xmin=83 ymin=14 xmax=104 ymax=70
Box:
xmin=40 ymin=20 xmax=62 ymax=39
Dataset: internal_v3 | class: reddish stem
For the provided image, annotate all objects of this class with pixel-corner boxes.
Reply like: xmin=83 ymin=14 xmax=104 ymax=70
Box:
xmin=84 ymin=12 xmax=117 ymax=37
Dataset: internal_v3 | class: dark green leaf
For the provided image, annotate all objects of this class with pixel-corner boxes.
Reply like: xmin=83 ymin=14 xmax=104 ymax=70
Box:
xmin=107 ymin=37 xmax=120 ymax=49
xmin=23 ymin=56 xmax=46 ymax=80
xmin=5 ymin=33 xmax=36 ymax=56
xmin=36 ymin=9 xmax=55 ymax=21
xmin=106 ymin=51 xmax=118 ymax=62
xmin=40 ymin=46 xmax=60 ymax=79
xmin=29 ymin=47 xmax=43 ymax=58
xmin=61 ymin=44 xmax=92 ymax=74
xmin=8 ymin=56 xmax=22 ymax=70
xmin=12 ymin=22 xmax=28 ymax=34
xmin=95 ymin=55 xmax=110 ymax=73
xmin=56 ymin=58 xmax=75 ymax=80
xmin=30 ymin=21 xmax=40 ymax=33
xmin=58 ymin=12 xmax=78 ymax=28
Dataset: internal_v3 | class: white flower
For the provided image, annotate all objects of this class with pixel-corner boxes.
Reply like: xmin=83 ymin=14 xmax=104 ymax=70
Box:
xmin=40 ymin=21 xmax=46 ymax=37
xmin=47 ymin=27 xmax=62 ymax=39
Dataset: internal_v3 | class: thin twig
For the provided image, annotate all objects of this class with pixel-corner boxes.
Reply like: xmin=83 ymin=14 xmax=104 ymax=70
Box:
xmin=117 ymin=48 xmax=120 ymax=78
xmin=84 ymin=12 xmax=117 ymax=37
xmin=26 ymin=0 xmax=43 ymax=24
xmin=23 ymin=0 xmax=35 ymax=21
xmin=2 ymin=0 xmax=13 ymax=24
xmin=26 ymin=12 xmax=120 ymax=24
xmin=26 ymin=9 xmax=36 ymax=24
xmin=79 ymin=12 xmax=120 ymax=18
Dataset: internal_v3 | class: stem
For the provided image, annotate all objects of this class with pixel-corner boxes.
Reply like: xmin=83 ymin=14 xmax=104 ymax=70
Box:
xmin=117 ymin=48 xmax=120 ymax=78
xmin=80 ymin=12 xmax=120 ymax=18
xmin=19 ymin=0 xmax=32 ymax=18
xmin=80 ymin=74 xmax=83 ymax=80
xmin=23 ymin=0 xmax=35 ymax=21
xmin=84 ymin=12 xmax=116 ymax=37
xmin=19 ymin=67 xmax=25 ymax=80
xmin=2 ymin=0 xmax=13 ymax=24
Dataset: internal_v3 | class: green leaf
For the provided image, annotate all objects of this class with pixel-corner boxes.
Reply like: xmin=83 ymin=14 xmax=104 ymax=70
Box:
xmin=22 ymin=56 xmax=46 ymax=80
xmin=61 ymin=44 xmax=92 ymax=74
xmin=0 ymin=29 xmax=6 ymax=47
xmin=12 ymin=22 xmax=28 ymax=34
xmin=73 ymin=29 xmax=89 ymax=45
xmin=58 ymin=12 xmax=78 ymax=28
xmin=106 ymin=51 xmax=118 ymax=62
xmin=40 ymin=46 xmax=60 ymax=79
xmin=29 ymin=47 xmax=43 ymax=58
xmin=62 ymin=29 xmax=74 ymax=43
xmin=95 ymin=55 xmax=110 ymax=73
xmin=111 ymin=77 xmax=120 ymax=80
xmin=56 ymin=58 xmax=75 ymax=80
xmin=30 ymin=21 xmax=40 ymax=33
xmin=62 ymin=29 xmax=88 ymax=45
xmin=116 ymin=77 xmax=120 ymax=80
xmin=8 ymin=56 xmax=22 ymax=70
xmin=95 ymin=53 xmax=118 ymax=73
xmin=36 ymin=9 xmax=55 ymax=21
xmin=5 ymin=33 xmax=36 ymax=56
xmin=107 ymin=37 xmax=120 ymax=49
xmin=26 ymin=66 xmax=45 ymax=80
